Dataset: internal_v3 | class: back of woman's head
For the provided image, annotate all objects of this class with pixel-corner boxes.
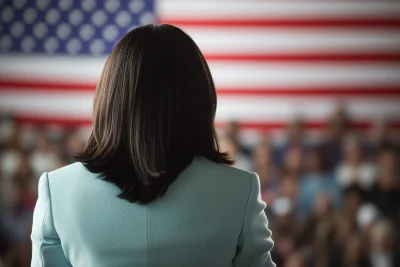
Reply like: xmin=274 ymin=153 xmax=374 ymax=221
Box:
xmin=76 ymin=24 xmax=232 ymax=204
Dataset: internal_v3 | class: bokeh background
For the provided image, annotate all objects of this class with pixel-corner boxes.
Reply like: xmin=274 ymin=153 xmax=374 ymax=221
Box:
xmin=1 ymin=0 xmax=400 ymax=266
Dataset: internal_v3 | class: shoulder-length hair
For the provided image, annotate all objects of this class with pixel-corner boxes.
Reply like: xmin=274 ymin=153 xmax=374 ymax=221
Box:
xmin=76 ymin=24 xmax=233 ymax=204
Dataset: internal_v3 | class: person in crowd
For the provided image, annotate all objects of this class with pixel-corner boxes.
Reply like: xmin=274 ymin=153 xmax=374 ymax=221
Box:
xmin=61 ymin=128 xmax=86 ymax=164
xmin=0 ymin=176 xmax=33 ymax=267
xmin=321 ymin=105 xmax=350 ymax=171
xmin=297 ymin=147 xmax=340 ymax=218
xmin=270 ymin=197 xmax=297 ymax=266
xmin=0 ymin=121 xmax=22 ymax=180
xmin=13 ymin=155 xmax=36 ymax=210
xmin=0 ymin=168 xmax=10 ymax=260
xmin=336 ymin=134 xmax=377 ymax=190
xmin=341 ymin=234 xmax=371 ymax=267
xmin=1 ymin=177 xmax=33 ymax=244
xmin=369 ymin=219 xmax=400 ymax=267
xmin=279 ymin=170 xmax=299 ymax=203
xmin=366 ymin=119 xmax=393 ymax=159
xmin=334 ymin=184 xmax=368 ymax=261
xmin=252 ymin=142 xmax=279 ymax=205
xmin=369 ymin=145 xmax=400 ymax=224
xmin=29 ymin=130 xmax=59 ymax=181
xmin=0 ymin=121 xmax=26 ymax=217
xmin=282 ymin=147 xmax=304 ymax=176
xmin=331 ymin=213 xmax=358 ymax=265
xmin=275 ymin=118 xmax=307 ymax=166
xmin=0 ymin=116 xmax=18 ymax=147
xmin=307 ymin=194 xmax=337 ymax=267
xmin=341 ymin=185 xmax=366 ymax=223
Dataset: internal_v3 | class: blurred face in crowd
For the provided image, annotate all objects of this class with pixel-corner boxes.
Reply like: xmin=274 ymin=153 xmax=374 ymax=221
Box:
xmin=253 ymin=144 xmax=273 ymax=168
xmin=343 ymin=189 xmax=363 ymax=217
xmin=0 ymin=149 xmax=24 ymax=179
xmin=343 ymin=142 xmax=363 ymax=165
xmin=287 ymin=119 xmax=304 ymax=145
xmin=284 ymin=252 xmax=307 ymax=267
xmin=3 ymin=123 xmax=21 ymax=150
xmin=253 ymin=144 xmax=274 ymax=183
xmin=64 ymin=131 xmax=86 ymax=156
xmin=283 ymin=148 xmax=303 ymax=173
xmin=377 ymin=149 xmax=398 ymax=188
xmin=36 ymin=132 xmax=53 ymax=153
xmin=280 ymin=173 xmax=298 ymax=200
xmin=15 ymin=153 xmax=32 ymax=179
xmin=313 ymin=194 xmax=333 ymax=219
xmin=370 ymin=119 xmax=388 ymax=145
xmin=326 ymin=106 xmax=348 ymax=141
xmin=305 ymin=149 xmax=323 ymax=174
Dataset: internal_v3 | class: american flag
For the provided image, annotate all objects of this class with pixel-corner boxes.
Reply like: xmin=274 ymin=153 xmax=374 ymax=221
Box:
xmin=0 ymin=0 xmax=400 ymax=140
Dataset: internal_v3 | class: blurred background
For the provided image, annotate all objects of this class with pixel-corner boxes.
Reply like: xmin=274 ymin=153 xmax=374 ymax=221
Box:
xmin=0 ymin=0 xmax=400 ymax=266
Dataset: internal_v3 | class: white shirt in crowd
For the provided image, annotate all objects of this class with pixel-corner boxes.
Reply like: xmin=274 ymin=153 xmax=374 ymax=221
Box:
xmin=336 ymin=162 xmax=377 ymax=189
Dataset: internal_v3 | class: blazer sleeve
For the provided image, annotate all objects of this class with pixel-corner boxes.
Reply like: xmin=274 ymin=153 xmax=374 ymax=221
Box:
xmin=233 ymin=172 xmax=276 ymax=267
xmin=31 ymin=172 xmax=71 ymax=267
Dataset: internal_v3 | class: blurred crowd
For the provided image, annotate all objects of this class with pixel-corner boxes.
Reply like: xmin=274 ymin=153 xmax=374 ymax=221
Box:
xmin=0 ymin=105 xmax=399 ymax=267
xmin=220 ymin=106 xmax=400 ymax=267
xmin=0 ymin=117 xmax=87 ymax=267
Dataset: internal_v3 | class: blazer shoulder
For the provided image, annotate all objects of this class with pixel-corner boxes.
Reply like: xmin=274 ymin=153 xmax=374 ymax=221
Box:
xmin=194 ymin=156 xmax=255 ymax=184
xmin=47 ymin=162 xmax=90 ymax=182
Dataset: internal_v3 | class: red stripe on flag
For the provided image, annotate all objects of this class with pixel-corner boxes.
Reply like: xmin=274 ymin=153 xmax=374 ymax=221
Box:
xmin=0 ymin=79 xmax=96 ymax=91
xmin=160 ymin=18 xmax=400 ymax=28
xmin=1 ymin=79 xmax=399 ymax=97
xmin=216 ymin=88 xmax=400 ymax=97
xmin=205 ymin=54 xmax=400 ymax=62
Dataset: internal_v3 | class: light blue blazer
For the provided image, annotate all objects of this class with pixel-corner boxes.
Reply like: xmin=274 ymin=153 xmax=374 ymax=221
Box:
xmin=31 ymin=156 xmax=275 ymax=267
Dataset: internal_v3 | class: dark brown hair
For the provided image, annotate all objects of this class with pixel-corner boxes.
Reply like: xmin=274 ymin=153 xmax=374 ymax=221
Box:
xmin=76 ymin=24 xmax=233 ymax=204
